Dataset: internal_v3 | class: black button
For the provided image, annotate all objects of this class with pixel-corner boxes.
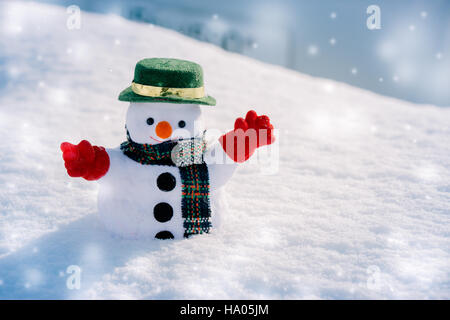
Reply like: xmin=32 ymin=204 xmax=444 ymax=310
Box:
xmin=153 ymin=202 xmax=173 ymax=222
xmin=157 ymin=172 xmax=176 ymax=192
xmin=155 ymin=231 xmax=174 ymax=240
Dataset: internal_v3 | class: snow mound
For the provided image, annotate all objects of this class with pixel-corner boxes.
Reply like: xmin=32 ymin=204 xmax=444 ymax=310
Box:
xmin=0 ymin=1 xmax=449 ymax=299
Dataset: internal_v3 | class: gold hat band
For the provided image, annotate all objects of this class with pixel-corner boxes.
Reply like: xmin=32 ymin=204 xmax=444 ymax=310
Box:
xmin=131 ymin=82 xmax=205 ymax=99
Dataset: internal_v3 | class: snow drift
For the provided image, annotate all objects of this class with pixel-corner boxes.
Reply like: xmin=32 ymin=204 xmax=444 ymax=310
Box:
xmin=0 ymin=1 xmax=449 ymax=299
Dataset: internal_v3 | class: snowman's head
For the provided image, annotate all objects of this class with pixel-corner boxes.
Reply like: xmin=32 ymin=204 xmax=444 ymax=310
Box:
xmin=125 ymin=102 xmax=204 ymax=144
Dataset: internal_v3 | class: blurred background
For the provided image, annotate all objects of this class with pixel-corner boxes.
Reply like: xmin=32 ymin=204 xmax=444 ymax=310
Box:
xmin=17 ymin=0 xmax=450 ymax=106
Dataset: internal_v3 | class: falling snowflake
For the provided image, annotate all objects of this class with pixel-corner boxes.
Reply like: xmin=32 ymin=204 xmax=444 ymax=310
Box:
xmin=8 ymin=66 xmax=20 ymax=78
xmin=393 ymin=75 xmax=400 ymax=82
xmin=51 ymin=89 xmax=67 ymax=104
xmin=212 ymin=14 xmax=219 ymax=20
xmin=435 ymin=52 xmax=443 ymax=60
xmin=307 ymin=45 xmax=319 ymax=56
xmin=323 ymin=83 xmax=335 ymax=93
xmin=409 ymin=25 xmax=416 ymax=31
xmin=351 ymin=68 xmax=358 ymax=75
xmin=330 ymin=12 xmax=337 ymax=19
xmin=420 ymin=11 xmax=427 ymax=19
xmin=379 ymin=77 xmax=384 ymax=82
xmin=329 ymin=38 xmax=336 ymax=46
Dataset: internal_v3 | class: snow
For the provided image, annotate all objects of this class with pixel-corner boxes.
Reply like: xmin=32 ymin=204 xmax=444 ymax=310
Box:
xmin=0 ymin=1 xmax=449 ymax=299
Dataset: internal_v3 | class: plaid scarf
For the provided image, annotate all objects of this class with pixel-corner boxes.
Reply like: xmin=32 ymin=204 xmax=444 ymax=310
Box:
xmin=120 ymin=131 xmax=211 ymax=238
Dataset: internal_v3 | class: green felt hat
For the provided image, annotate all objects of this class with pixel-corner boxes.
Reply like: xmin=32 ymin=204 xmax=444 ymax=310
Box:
xmin=118 ymin=58 xmax=216 ymax=106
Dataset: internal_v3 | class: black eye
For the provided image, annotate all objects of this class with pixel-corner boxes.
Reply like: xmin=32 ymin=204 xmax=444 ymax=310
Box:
xmin=178 ymin=120 xmax=186 ymax=128
xmin=146 ymin=117 xmax=154 ymax=125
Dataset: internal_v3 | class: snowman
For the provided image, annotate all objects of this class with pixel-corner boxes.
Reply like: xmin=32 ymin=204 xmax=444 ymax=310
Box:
xmin=61 ymin=58 xmax=275 ymax=239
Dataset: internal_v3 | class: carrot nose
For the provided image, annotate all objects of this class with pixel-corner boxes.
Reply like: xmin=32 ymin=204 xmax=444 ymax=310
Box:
xmin=155 ymin=121 xmax=172 ymax=139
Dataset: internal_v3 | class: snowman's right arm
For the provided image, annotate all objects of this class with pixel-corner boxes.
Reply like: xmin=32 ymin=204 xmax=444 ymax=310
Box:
xmin=60 ymin=140 xmax=110 ymax=181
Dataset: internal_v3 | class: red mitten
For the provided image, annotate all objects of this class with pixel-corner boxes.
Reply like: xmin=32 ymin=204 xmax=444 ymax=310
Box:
xmin=220 ymin=110 xmax=275 ymax=163
xmin=60 ymin=140 xmax=110 ymax=181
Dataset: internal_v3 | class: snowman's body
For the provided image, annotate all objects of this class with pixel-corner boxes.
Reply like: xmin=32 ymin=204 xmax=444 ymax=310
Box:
xmin=97 ymin=102 xmax=237 ymax=239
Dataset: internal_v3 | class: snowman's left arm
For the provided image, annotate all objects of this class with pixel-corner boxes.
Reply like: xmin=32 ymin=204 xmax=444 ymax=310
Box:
xmin=204 ymin=110 xmax=274 ymax=188
xmin=219 ymin=110 xmax=275 ymax=163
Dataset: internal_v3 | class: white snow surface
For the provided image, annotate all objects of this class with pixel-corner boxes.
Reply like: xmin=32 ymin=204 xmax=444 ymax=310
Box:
xmin=0 ymin=1 xmax=449 ymax=299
